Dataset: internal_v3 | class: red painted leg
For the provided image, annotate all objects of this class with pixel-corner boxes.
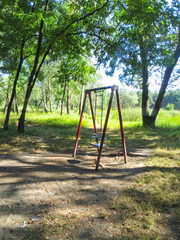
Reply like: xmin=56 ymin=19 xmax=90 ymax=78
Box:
xmin=116 ymin=89 xmax=127 ymax=163
xmin=96 ymin=88 xmax=114 ymax=170
xmin=73 ymin=92 xmax=87 ymax=157
xmin=88 ymin=92 xmax=98 ymax=146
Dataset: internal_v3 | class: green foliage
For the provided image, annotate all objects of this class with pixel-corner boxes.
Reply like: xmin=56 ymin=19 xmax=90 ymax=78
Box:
xmin=55 ymin=55 xmax=97 ymax=86
xmin=162 ymin=89 xmax=180 ymax=110
xmin=0 ymin=0 xmax=40 ymax=73
xmin=119 ymin=89 xmax=138 ymax=109
xmin=100 ymin=0 xmax=179 ymax=85
xmin=165 ymin=103 xmax=174 ymax=110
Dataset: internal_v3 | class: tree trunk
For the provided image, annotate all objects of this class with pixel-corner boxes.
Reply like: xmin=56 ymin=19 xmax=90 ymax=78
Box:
xmin=56 ymin=99 xmax=61 ymax=110
xmin=139 ymin=40 xmax=150 ymax=126
xmin=3 ymin=79 xmax=10 ymax=115
xmin=4 ymin=40 xmax=25 ymax=130
xmin=18 ymin=87 xmax=30 ymax=133
xmin=151 ymin=26 xmax=180 ymax=121
xmin=67 ymin=84 xmax=70 ymax=114
xmin=13 ymin=99 xmax=16 ymax=112
xmin=29 ymin=103 xmax=34 ymax=112
xmin=14 ymin=90 xmax=19 ymax=114
xmin=48 ymin=79 xmax=53 ymax=113
xmin=42 ymin=84 xmax=48 ymax=113
xmin=37 ymin=99 xmax=43 ymax=111
xmin=13 ymin=90 xmax=19 ymax=114
xmin=60 ymin=82 xmax=66 ymax=116
xmin=17 ymin=0 xmax=50 ymax=133
xmin=79 ymin=84 xmax=84 ymax=115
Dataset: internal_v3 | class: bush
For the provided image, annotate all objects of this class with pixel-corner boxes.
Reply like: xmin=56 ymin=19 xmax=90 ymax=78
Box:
xmin=165 ymin=103 xmax=174 ymax=111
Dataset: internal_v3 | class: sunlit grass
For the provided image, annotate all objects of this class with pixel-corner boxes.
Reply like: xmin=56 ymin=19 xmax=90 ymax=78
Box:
xmin=0 ymin=108 xmax=179 ymax=129
xmin=156 ymin=109 xmax=180 ymax=127
xmin=26 ymin=112 xmax=91 ymax=127
xmin=0 ymin=109 xmax=179 ymax=152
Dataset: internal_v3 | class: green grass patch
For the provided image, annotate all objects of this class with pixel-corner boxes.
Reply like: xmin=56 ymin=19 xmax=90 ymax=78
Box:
xmin=0 ymin=109 xmax=179 ymax=152
xmin=109 ymin=145 xmax=180 ymax=239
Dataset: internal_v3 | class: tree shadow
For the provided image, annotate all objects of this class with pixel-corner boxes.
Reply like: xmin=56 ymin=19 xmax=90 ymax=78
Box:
xmin=0 ymin=149 xmax=179 ymax=239
xmin=0 ymin=149 xmax=146 ymax=239
xmin=0 ymin=122 xmax=179 ymax=239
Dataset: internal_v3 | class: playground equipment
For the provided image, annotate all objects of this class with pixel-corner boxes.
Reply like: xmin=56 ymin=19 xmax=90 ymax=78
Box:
xmin=90 ymin=88 xmax=105 ymax=148
xmin=73 ymin=85 xmax=127 ymax=170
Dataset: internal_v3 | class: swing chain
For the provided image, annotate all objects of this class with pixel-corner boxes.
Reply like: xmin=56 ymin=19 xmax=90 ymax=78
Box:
xmin=91 ymin=90 xmax=106 ymax=147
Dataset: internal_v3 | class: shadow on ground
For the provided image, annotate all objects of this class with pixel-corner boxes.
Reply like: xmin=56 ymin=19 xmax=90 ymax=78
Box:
xmin=0 ymin=147 xmax=179 ymax=240
xmin=0 ymin=123 xmax=179 ymax=239
xmin=0 ymin=147 xmax=150 ymax=240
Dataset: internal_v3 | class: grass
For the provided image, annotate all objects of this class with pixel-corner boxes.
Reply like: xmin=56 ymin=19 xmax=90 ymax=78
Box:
xmin=0 ymin=108 xmax=179 ymax=239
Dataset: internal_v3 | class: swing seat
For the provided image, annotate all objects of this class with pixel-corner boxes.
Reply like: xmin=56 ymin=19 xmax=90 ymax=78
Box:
xmin=91 ymin=133 xmax=106 ymax=148
xmin=97 ymin=134 xmax=106 ymax=143
xmin=92 ymin=142 xmax=106 ymax=148
xmin=91 ymin=133 xmax=98 ymax=139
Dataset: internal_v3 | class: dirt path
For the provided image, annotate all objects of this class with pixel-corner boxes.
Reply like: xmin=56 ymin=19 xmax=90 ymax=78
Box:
xmin=0 ymin=148 xmax=152 ymax=240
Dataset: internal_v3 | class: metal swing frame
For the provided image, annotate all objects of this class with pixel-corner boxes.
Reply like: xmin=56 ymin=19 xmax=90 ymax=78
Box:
xmin=73 ymin=85 xmax=127 ymax=170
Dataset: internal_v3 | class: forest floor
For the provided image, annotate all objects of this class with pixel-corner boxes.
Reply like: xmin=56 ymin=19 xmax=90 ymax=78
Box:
xmin=0 ymin=147 xmax=152 ymax=240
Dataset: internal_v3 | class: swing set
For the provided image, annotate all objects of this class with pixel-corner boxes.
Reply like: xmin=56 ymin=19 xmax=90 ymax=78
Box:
xmin=73 ymin=85 xmax=127 ymax=170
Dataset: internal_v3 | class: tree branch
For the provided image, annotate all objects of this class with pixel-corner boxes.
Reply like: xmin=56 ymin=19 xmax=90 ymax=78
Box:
xmin=54 ymin=0 xmax=109 ymax=40
xmin=65 ymin=31 xmax=112 ymax=46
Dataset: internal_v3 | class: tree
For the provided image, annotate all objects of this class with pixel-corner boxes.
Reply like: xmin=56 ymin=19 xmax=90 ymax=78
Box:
xmin=54 ymin=54 xmax=97 ymax=115
xmin=3 ymin=78 xmax=11 ymax=115
xmin=16 ymin=0 xmax=109 ymax=133
xmin=1 ymin=0 xmax=112 ymax=132
xmin=97 ymin=0 xmax=180 ymax=126
xmin=3 ymin=38 xmax=32 ymax=129
xmin=162 ymin=89 xmax=180 ymax=110
xmin=1 ymin=0 xmax=40 ymax=129
xmin=119 ymin=89 xmax=138 ymax=109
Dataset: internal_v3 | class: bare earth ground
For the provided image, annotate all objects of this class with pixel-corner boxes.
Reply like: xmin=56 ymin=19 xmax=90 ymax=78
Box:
xmin=0 ymin=147 xmax=152 ymax=240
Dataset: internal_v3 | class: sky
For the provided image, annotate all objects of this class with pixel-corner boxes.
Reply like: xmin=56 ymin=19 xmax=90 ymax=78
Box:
xmin=97 ymin=62 xmax=180 ymax=92
xmin=97 ymin=68 xmax=131 ymax=90
xmin=97 ymin=66 xmax=153 ymax=92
